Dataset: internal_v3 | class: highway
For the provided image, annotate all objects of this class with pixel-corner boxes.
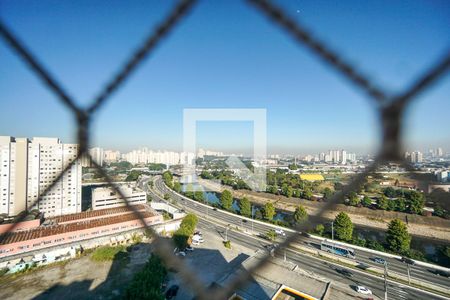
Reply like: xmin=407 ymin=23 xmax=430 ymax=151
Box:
xmin=197 ymin=218 xmax=438 ymax=300
xmin=143 ymin=176 xmax=450 ymax=299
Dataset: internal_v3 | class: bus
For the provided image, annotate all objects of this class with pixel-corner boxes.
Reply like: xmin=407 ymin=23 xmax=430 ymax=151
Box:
xmin=321 ymin=240 xmax=356 ymax=259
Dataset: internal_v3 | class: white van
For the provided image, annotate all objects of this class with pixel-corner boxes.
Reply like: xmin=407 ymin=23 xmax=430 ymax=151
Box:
xmin=192 ymin=235 xmax=204 ymax=243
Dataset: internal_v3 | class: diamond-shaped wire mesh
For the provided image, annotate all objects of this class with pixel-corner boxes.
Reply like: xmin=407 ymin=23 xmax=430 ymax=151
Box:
xmin=1 ymin=0 xmax=449 ymax=299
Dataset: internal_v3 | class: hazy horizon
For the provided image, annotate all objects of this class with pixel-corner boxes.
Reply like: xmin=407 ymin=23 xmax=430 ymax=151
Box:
xmin=1 ymin=1 xmax=449 ymax=154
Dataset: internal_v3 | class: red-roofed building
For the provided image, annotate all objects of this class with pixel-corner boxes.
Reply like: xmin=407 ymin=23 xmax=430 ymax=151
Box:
xmin=0 ymin=204 xmax=163 ymax=258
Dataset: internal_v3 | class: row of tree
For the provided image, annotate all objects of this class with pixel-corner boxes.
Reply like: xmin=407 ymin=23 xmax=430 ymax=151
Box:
xmin=200 ymin=169 xmax=332 ymax=200
xmin=346 ymin=188 xmax=426 ymax=215
xmin=167 ymin=177 xmax=419 ymax=260
xmin=323 ymin=212 xmax=413 ymax=256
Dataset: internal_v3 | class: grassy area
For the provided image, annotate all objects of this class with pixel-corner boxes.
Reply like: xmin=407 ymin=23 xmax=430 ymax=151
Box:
xmin=91 ymin=245 xmax=128 ymax=262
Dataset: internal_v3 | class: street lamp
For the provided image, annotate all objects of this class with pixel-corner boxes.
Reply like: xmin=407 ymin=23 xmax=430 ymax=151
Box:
xmin=251 ymin=205 xmax=255 ymax=234
xmin=384 ymin=261 xmax=388 ymax=300
xmin=225 ymin=224 xmax=231 ymax=242
xmin=331 ymin=221 xmax=334 ymax=241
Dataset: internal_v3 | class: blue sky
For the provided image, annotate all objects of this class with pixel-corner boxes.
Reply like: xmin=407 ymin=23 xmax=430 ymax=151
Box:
xmin=1 ymin=0 xmax=449 ymax=155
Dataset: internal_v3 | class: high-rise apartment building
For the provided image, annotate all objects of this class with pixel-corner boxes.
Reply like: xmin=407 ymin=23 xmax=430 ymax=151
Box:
xmin=89 ymin=147 xmax=104 ymax=166
xmin=104 ymin=150 xmax=120 ymax=163
xmin=408 ymin=151 xmax=423 ymax=163
xmin=0 ymin=136 xmax=81 ymax=217
xmin=319 ymin=149 xmax=355 ymax=164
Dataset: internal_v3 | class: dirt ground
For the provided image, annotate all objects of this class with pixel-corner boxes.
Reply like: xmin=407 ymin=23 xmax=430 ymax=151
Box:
xmin=0 ymin=243 xmax=152 ymax=300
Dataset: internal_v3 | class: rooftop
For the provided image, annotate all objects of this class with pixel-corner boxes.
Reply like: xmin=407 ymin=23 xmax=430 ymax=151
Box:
xmin=0 ymin=205 xmax=155 ymax=246
xmin=50 ymin=204 xmax=147 ymax=224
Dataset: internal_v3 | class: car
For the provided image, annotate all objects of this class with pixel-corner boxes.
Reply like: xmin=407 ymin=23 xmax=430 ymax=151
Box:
xmin=194 ymin=230 xmax=202 ymax=236
xmin=192 ymin=235 xmax=204 ymax=243
xmin=429 ymin=269 xmax=450 ymax=277
xmin=401 ymin=257 xmax=415 ymax=265
xmin=165 ymin=285 xmax=179 ymax=299
xmin=212 ymin=208 xmax=218 ymax=211
xmin=185 ymin=246 xmax=194 ymax=251
xmin=300 ymin=231 xmax=311 ymax=238
xmin=372 ymin=257 xmax=386 ymax=265
xmin=356 ymin=286 xmax=372 ymax=295
xmin=175 ymin=251 xmax=186 ymax=257
xmin=275 ymin=229 xmax=286 ymax=236
xmin=242 ymin=219 xmax=248 ymax=223
xmin=337 ymin=268 xmax=353 ymax=277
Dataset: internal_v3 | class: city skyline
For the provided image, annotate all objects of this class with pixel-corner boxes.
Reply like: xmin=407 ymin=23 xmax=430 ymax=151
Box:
xmin=1 ymin=1 xmax=449 ymax=153
xmin=1 ymin=2 xmax=450 ymax=298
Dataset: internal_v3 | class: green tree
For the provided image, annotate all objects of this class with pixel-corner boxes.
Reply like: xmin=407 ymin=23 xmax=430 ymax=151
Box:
xmin=407 ymin=191 xmax=425 ymax=214
xmin=288 ymin=164 xmax=298 ymax=170
xmin=361 ymin=196 xmax=372 ymax=207
xmin=173 ymin=181 xmax=181 ymax=193
xmin=162 ymin=171 xmax=173 ymax=188
xmin=366 ymin=239 xmax=385 ymax=251
xmin=396 ymin=197 xmax=407 ymax=212
xmin=334 ymin=212 xmax=353 ymax=241
xmin=185 ymin=183 xmax=194 ymax=199
xmin=384 ymin=187 xmax=396 ymax=198
xmin=268 ymin=185 xmax=279 ymax=194
xmin=387 ymin=198 xmax=397 ymax=211
xmin=386 ymin=219 xmax=411 ymax=254
xmin=315 ymin=224 xmax=325 ymax=236
xmin=180 ymin=213 xmax=198 ymax=233
xmin=377 ymin=195 xmax=389 ymax=210
xmin=194 ymin=190 xmax=205 ymax=202
xmin=173 ymin=227 xmax=190 ymax=249
xmin=348 ymin=192 xmax=360 ymax=206
xmin=323 ymin=187 xmax=333 ymax=200
xmin=286 ymin=186 xmax=293 ymax=198
xmin=239 ymin=197 xmax=251 ymax=217
xmin=263 ymin=202 xmax=276 ymax=221
xmin=434 ymin=205 xmax=445 ymax=217
xmin=200 ymin=170 xmax=213 ymax=179
xmin=221 ymin=189 xmax=233 ymax=211
xmin=126 ymin=170 xmax=142 ymax=182
xmin=302 ymin=188 xmax=313 ymax=200
xmin=293 ymin=205 xmax=308 ymax=224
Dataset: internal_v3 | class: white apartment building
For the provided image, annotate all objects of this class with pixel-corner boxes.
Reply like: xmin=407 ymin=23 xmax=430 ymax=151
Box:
xmin=436 ymin=170 xmax=448 ymax=183
xmin=319 ymin=150 xmax=355 ymax=164
xmin=123 ymin=148 xmax=195 ymax=166
xmin=0 ymin=136 xmax=81 ymax=217
xmin=407 ymin=151 xmax=423 ymax=163
xmin=89 ymin=147 xmax=104 ymax=167
xmin=103 ymin=150 xmax=120 ymax=163
xmin=81 ymin=147 xmax=104 ymax=167
xmin=91 ymin=185 xmax=146 ymax=210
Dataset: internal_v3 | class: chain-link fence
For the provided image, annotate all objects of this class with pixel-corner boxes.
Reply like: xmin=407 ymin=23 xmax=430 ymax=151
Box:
xmin=1 ymin=0 xmax=449 ymax=299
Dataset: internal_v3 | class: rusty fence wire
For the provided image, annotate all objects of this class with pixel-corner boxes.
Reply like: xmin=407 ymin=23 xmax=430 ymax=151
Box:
xmin=1 ymin=0 xmax=449 ymax=299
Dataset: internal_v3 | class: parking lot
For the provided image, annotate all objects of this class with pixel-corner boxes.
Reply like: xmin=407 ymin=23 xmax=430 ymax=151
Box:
xmin=166 ymin=225 xmax=255 ymax=299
